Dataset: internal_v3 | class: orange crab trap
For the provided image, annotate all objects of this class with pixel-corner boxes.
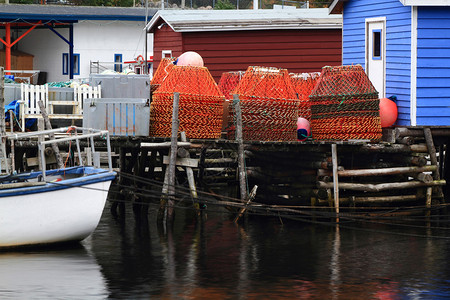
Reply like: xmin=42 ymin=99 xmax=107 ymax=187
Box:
xmin=227 ymin=66 xmax=300 ymax=142
xmin=150 ymin=57 xmax=176 ymax=93
xmin=289 ymin=72 xmax=320 ymax=121
xmin=217 ymin=71 xmax=245 ymax=100
xmin=149 ymin=65 xmax=225 ymax=139
xmin=309 ymin=65 xmax=382 ymax=141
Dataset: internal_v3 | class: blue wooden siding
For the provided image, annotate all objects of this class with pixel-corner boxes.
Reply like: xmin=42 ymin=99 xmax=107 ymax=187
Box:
xmin=342 ymin=0 xmax=411 ymax=125
xmin=416 ymin=7 xmax=450 ymax=125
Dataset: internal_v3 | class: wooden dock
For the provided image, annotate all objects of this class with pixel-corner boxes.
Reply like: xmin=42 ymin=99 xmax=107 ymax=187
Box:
xmin=6 ymin=125 xmax=449 ymax=222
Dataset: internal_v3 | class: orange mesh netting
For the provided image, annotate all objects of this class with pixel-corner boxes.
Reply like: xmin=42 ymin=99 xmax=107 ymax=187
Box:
xmin=150 ymin=57 xmax=176 ymax=92
xmin=217 ymin=71 xmax=245 ymax=100
xmin=309 ymin=65 xmax=382 ymax=141
xmin=290 ymin=72 xmax=320 ymax=120
xmin=150 ymin=65 xmax=225 ymax=139
xmin=227 ymin=66 xmax=300 ymax=141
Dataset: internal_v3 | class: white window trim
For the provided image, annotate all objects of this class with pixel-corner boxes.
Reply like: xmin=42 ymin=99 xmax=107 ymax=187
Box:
xmin=364 ymin=17 xmax=387 ymax=98
xmin=410 ymin=6 xmax=418 ymax=126
xmin=162 ymin=50 xmax=172 ymax=58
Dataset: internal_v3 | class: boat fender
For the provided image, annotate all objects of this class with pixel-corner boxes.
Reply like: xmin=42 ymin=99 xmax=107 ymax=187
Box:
xmin=297 ymin=117 xmax=311 ymax=141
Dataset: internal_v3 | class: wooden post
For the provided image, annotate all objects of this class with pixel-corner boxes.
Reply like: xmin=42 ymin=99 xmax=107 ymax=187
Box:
xmin=426 ymin=186 xmax=433 ymax=218
xmin=111 ymin=147 xmax=127 ymax=215
xmin=37 ymin=100 xmax=64 ymax=169
xmin=423 ymin=127 xmax=444 ymax=201
xmin=233 ymin=94 xmax=248 ymax=201
xmin=444 ymin=142 xmax=450 ymax=197
xmin=37 ymin=118 xmax=44 ymax=170
xmin=331 ymin=144 xmax=339 ymax=215
xmin=0 ymin=67 xmax=9 ymax=174
xmin=234 ymin=185 xmax=258 ymax=223
xmin=426 ymin=187 xmax=432 ymax=208
xmin=180 ymin=131 xmax=199 ymax=210
xmin=166 ymin=92 xmax=180 ymax=223
xmin=9 ymin=111 xmax=14 ymax=172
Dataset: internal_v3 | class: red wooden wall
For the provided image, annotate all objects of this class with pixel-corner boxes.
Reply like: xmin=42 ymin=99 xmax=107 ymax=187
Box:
xmin=152 ymin=26 xmax=342 ymax=83
xmin=152 ymin=20 xmax=183 ymax=70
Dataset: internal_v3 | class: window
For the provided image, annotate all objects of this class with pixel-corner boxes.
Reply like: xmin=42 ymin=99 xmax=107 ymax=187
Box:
xmin=162 ymin=50 xmax=172 ymax=58
xmin=73 ymin=54 xmax=80 ymax=75
xmin=114 ymin=54 xmax=122 ymax=72
xmin=372 ymin=30 xmax=382 ymax=60
xmin=62 ymin=53 xmax=80 ymax=75
xmin=62 ymin=53 xmax=68 ymax=75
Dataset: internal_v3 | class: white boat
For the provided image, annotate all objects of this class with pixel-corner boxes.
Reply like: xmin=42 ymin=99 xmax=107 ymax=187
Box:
xmin=0 ymin=127 xmax=116 ymax=248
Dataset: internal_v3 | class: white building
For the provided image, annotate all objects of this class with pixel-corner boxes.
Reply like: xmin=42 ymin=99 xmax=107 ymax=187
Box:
xmin=0 ymin=4 xmax=156 ymax=83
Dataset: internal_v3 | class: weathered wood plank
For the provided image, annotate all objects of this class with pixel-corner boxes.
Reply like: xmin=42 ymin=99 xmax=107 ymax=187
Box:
xmin=163 ymin=155 xmax=198 ymax=168
xmin=318 ymin=180 xmax=446 ymax=192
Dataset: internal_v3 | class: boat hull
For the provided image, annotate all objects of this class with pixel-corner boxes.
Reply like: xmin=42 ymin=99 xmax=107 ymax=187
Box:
xmin=0 ymin=168 xmax=115 ymax=248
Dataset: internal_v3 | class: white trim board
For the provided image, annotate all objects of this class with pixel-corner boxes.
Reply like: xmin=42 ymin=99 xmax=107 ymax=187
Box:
xmin=410 ymin=6 xmax=418 ymax=126
xmin=330 ymin=0 xmax=450 ymax=13
xmin=364 ymin=17 xmax=387 ymax=98
xmin=400 ymin=0 xmax=450 ymax=5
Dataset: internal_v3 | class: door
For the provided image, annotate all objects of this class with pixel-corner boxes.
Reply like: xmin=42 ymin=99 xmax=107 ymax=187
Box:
xmin=366 ymin=18 xmax=386 ymax=98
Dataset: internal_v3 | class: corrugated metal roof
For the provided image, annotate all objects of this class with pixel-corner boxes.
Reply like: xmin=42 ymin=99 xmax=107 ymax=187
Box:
xmin=146 ymin=8 xmax=342 ymax=32
xmin=0 ymin=4 xmax=158 ymax=22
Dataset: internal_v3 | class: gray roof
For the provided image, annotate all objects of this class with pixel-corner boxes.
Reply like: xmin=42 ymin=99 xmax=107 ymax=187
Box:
xmin=0 ymin=4 xmax=158 ymax=22
xmin=329 ymin=0 xmax=450 ymax=14
xmin=146 ymin=8 xmax=342 ymax=32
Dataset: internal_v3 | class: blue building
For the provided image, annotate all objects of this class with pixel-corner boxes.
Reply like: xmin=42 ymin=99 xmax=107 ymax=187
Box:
xmin=329 ymin=0 xmax=450 ymax=126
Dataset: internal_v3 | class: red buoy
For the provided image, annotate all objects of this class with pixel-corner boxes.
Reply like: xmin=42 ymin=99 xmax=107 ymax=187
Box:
xmin=379 ymin=97 xmax=398 ymax=128
xmin=297 ymin=117 xmax=310 ymax=141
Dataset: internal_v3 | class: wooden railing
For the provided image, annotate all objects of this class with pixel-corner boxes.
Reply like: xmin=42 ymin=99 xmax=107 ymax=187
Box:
xmin=19 ymin=83 xmax=101 ymax=131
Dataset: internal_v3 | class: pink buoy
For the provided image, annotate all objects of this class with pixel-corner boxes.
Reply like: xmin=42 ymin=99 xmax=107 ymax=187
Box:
xmin=297 ymin=117 xmax=310 ymax=141
xmin=176 ymin=51 xmax=204 ymax=67
xmin=379 ymin=97 xmax=398 ymax=128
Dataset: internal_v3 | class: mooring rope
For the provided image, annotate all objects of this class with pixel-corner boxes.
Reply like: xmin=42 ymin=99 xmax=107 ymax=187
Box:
xmin=44 ymin=170 xmax=450 ymax=239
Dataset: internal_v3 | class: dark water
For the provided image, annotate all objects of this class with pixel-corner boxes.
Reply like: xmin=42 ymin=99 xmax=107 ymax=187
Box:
xmin=2 ymin=202 xmax=450 ymax=299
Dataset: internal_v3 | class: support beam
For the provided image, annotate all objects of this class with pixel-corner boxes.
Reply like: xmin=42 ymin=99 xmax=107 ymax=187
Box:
xmin=166 ymin=92 xmax=180 ymax=223
xmin=424 ymin=127 xmax=444 ymax=200
xmin=331 ymin=143 xmax=339 ymax=215
xmin=69 ymin=24 xmax=74 ymax=80
xmin=318 ymin=179 xmax=446 ymax=192
xmin=0 ymin=22 xmax=41 ymax=74
xmin=44 ymin=23 xmax=73 ymax=46
xmin=234 ymin=94 xmax=248 ymax=202
xmin=5 ymin=23 xmax=10 ymax=72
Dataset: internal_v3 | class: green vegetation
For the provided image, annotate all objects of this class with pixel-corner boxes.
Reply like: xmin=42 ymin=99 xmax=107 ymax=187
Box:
xmin=71 ymin=0 xmax=134 ymax=6
xmin=7 ymin=0 xmax=330 ymax=8
xmin=9 ymin=0 xmax=34 ymax=3
xmin=214 ymin=0 xmax=235 ymax=9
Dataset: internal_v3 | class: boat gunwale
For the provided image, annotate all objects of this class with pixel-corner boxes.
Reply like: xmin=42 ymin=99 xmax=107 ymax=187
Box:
xmin=0 ymin=166 xmax=116 ymax=197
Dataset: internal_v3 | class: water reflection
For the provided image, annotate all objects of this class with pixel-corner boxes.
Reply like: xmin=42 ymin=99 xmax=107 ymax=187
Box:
xmin=92 ymin=205 xmax=450 ymax=298
xmin=0 ymin=244 xmax=107 ymax=299
xmin=330 ymin=225 xmax=341 ymax=300
xmin=7 ymin=202 xmax=449 ymax=299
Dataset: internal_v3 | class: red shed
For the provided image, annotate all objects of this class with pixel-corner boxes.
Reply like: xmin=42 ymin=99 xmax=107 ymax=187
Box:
xmin=145 ymin=9 xmax=342 ymax=82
